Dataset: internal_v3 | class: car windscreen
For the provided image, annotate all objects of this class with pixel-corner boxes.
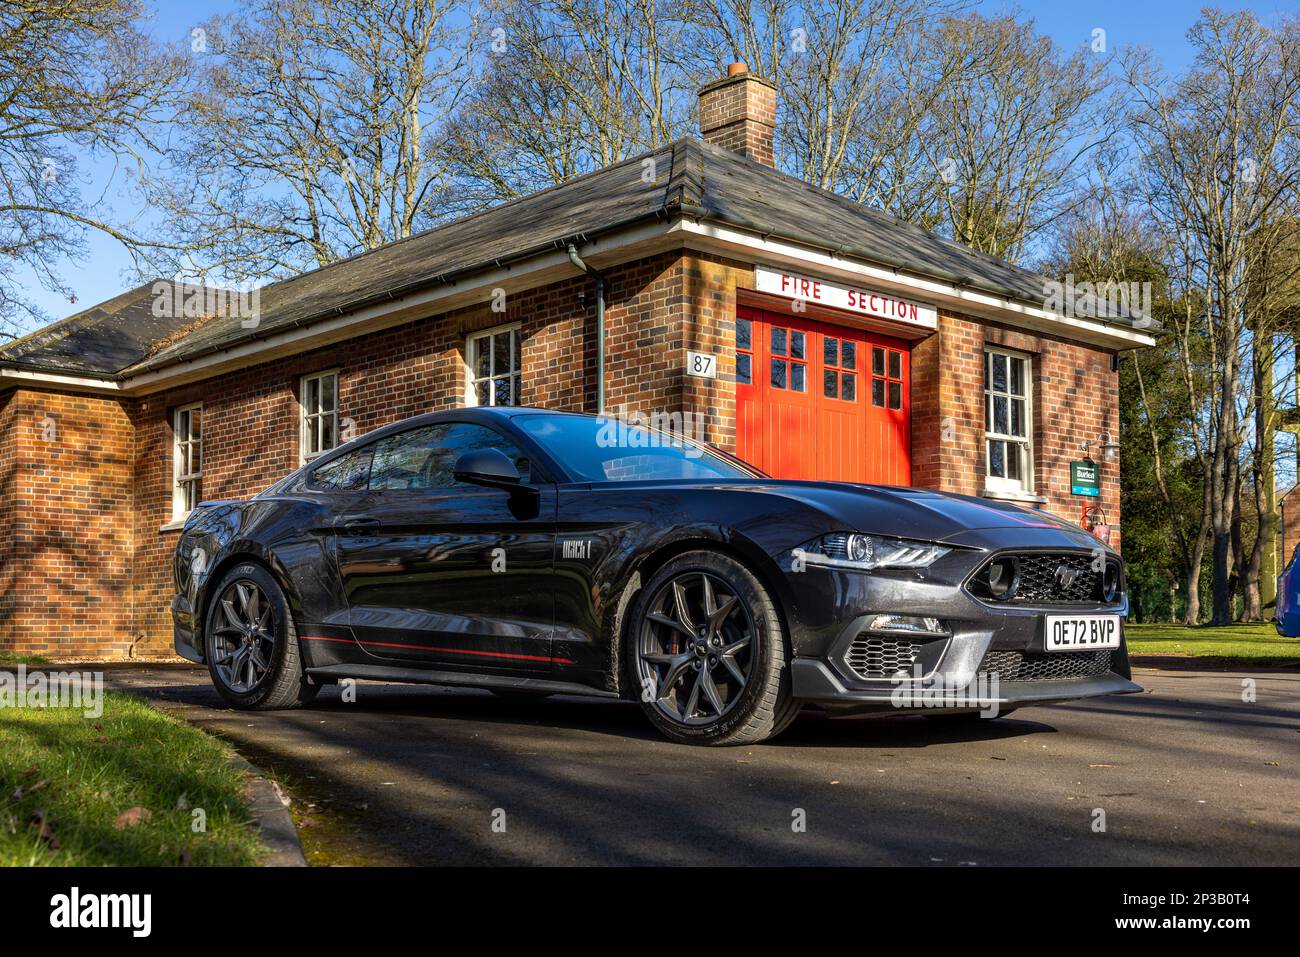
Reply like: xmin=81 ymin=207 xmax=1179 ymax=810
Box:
xmin=515 ymin=414 xmax=756 ymax=483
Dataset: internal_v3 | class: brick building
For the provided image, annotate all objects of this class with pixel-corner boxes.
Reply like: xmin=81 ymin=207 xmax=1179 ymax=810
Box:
xmin=0 ymin=65 xmax=1153 ymax=658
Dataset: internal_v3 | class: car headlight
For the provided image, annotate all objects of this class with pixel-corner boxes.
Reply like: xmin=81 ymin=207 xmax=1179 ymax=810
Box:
xmin=796 ymin=532 xmax=951 ymax=570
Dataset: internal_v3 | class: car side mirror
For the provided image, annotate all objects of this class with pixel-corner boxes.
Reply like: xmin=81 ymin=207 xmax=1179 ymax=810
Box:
xmin=452 ymin=447 xmax=523 ymax=490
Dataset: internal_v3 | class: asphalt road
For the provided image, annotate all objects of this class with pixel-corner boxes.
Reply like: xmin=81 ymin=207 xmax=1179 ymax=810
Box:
xmin=106 ymin=664 xmax=1299 ymax=866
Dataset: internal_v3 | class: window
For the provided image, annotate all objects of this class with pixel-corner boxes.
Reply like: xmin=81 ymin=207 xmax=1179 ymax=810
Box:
xmin=308 ymin=446 xmax=373 ymax=491
xmin=822 ymin=335 xmax=858 ymax=401
xmin=870 ymin=346 xmax=904 ymax=410
xmin=173 ymin=403 xmax=203 ymax=519
xmin=515 ymin=414 xmax=757 ymax=483
xmin=301 ymin=370 xmax=340 ymax=462
xmin=984 ymin=348 xmax=1033 ymax=494
xmin=368 ymin=422 xmax=530 ymax=491
xmin=735 ymin=316 xmax=753 ymax=384
xmin=768 ymin=324 xmax=807 ymax=392
xmin=467 ymin=324 xmax=521 ymax=406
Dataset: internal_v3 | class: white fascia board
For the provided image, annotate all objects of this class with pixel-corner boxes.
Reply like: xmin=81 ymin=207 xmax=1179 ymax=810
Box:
xmin=0 ymin=368 xmax=125 ymax=396
xmin=673 ymin=219 xmax=1157 ymax=351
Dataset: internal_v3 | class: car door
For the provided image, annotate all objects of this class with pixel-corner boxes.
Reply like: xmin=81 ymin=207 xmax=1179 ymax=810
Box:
xmin=334 ymin=420 xmax=559 ymax=671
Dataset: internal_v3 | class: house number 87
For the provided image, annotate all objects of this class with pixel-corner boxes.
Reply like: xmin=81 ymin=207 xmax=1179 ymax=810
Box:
xmin=687 ymin=351 xmax=717 ymax=379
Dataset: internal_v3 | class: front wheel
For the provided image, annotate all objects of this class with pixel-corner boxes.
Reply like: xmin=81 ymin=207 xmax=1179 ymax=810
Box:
xmin=628 ymin=551 xmax=798 ymax=746
xmin=204 ymin=562 xmax=319 ymax=710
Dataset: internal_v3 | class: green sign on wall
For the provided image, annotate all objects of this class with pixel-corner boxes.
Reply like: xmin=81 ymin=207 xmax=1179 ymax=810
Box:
xmin=1070 ymin=460 xmax=1100 ymax=497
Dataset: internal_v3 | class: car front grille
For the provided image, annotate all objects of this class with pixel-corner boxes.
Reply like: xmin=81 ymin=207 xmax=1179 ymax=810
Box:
xmin=844 ymin=635 xmax=923 ymax=680
xmin=977 ymin=649 xmax=1114 ymax=681
xmin=970 ymin=551 xmax=1116 ymax=604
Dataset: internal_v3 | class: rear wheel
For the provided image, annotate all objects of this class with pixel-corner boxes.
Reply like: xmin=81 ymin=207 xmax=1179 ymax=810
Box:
xmin=204 ymin=562 xmax=319 ymax=710
xmin=629 ymin=551 xmax=798 ymax=746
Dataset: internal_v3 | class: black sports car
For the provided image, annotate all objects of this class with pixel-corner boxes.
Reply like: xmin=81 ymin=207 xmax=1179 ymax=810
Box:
xmin=171 ymin=407 xmax=1140 ymax=745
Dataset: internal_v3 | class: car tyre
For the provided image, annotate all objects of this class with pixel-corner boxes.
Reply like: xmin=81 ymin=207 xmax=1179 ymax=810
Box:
xmin=628 ymin=550 xmax=798 ymax=746
xmin=204 ymin=562 xmax=319 ymax=711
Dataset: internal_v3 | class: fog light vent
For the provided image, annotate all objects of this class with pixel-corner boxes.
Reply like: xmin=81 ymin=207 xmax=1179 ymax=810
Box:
xmin=845 ymin=635 xmax=923 ymax=680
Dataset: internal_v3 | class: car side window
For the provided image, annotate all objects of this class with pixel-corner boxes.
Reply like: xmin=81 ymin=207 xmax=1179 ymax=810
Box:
xmin=368 ymin=423 xmax=530 ymax=491
xmin=307 ymin=446 xmax=373 ymax=491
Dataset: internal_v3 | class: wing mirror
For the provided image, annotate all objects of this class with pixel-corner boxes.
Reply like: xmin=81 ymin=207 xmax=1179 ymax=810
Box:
xmin=452 ymin=447 xmax=524 ymax=490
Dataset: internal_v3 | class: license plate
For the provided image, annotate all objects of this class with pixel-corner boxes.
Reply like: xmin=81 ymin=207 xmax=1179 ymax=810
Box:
xmin=1043 ymin=615 xmax=1121 ymax=652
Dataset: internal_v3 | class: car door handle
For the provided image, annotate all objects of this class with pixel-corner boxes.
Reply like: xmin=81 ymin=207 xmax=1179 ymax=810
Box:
xmin=340 ymin=516 xmax=381 ymax=531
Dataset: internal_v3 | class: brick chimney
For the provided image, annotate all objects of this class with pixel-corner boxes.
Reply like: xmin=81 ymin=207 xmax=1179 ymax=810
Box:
xmin=697 ymin=62 xmax=776 ymax=167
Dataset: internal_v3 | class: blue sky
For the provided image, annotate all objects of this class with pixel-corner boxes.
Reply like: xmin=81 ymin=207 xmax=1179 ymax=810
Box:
xmin=14 ymin=0 xmax=1296 ymax=325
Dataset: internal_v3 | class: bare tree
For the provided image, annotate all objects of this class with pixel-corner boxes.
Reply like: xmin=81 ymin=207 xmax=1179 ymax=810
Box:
xmin=1126 ymin=9 xmax=1300 ymax=624
xmin=909 ymin=12 xmax=1117 ymax=262
xmin=149 ymin=0 xmax=476 ymax=281
xmin=437 ymin=0 xmax=694 ymax=212
xmin=0 ymin=0 xmax=184 ymax=336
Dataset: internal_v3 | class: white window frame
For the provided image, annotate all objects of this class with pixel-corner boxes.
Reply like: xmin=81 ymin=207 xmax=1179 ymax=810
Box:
xmin=300 ymin=369 xmax=341 ymax=464
xmin=465 ymin=322 xmax=522 ymax=407
xmin=984 ymin=347 xmax=1034 ymax=495
xmin=173 ymin=402 xmax=203 ymax=521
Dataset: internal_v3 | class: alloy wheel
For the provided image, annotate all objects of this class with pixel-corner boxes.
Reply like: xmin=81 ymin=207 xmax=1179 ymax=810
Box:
xmin=637 ymin=571 xmax=754 ymax=726
xmin=210 ymin=579 xmax=276 ymax=693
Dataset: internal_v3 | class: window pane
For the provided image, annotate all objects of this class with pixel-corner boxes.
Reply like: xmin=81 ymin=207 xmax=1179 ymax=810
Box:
xmin=872 ymin=347 xmax=885 ymax=376
xmin=841 ymin=373 xmax=856 ymax=402
xmin=311 ymin=447 xmax=373 ymax=491
xmin=736 ymin=317 xmax=751 ymax=351
xmin=189 ymin=409 xmax=201 ymax=441
xmin=872 ymin=378 xmax=885 ymax=407
xmin=370 ymin=425 xmax=442 ymax=490
xmin=791 ymin=362 xmax=805 ymax=392
xmin=888 ymin=381 xmax=902 ymax=409
xmin=493 ymin=332 xmax=511 ymax=376
xmin=1011 ymin=398 xmax=1024 ymax=437
xmin=790 ymin=330 xmax=805 ymax=360
xmin=888 ymin=351 xmax=901 ymax=379
xmin=989 ymin=440 xmax=1005 ymax=477
xmin=824 ymin=337 xmax=838 ymax=368
xmin=1010 ymin=357 xmax=1024 ymax=396
xmin=473 ymin=336 xmax=490 ymax=378
xmin=1007 ymin=444 xmax=1021 ymax=480
xmin=771 ymin=358 xmax=787 ymax=389
xmin=511 ymin=374 xmax=521 ymax=406
xmin=772 ymin=327 xmax=787 ymax=357
xmin=993 ymin=395 xmax=1008 ymax=434
xmin=841 ymin=341 xmax=856 ymax=371
xmin=823 ymin=368 xmax=838 ymax=398
xmin=494 ymin=376 xmax=512 ymax=407
xmin=305 ymin=378 xmax=319 ymax=415
xmin=475 ymin=380 xmax=490 ymax=406
xmin=992 ymin=353 xmax=1007 ymax=392
xmin=736 ymin=353 xmax=752 ymax=384
xmin=320 ymin=376 xmax=336 ymax=413
xmin=322 ymin=413 xmax=337 ymax=451
xmin=510 ymin=329 xmax=519 ymax=370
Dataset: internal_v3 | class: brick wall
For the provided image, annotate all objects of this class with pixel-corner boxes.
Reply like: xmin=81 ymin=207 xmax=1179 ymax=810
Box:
xmin=0 ymin=388 xmax=136 ymax=656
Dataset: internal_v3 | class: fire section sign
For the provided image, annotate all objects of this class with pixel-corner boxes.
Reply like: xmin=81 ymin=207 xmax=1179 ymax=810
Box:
xmin=754 ymin=267 xmax=937 ymax=330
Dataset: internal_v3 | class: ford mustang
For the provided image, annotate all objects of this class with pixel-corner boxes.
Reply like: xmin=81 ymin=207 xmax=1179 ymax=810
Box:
xmin=171 ymin=407 xmax=1140 ymax=745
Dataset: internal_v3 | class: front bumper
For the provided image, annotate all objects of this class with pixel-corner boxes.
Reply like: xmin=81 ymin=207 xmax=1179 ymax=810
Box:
xmin=783 ymin=538 xmax=1141 ymax=713
xmin=792 ymin=657 xmax=1142 ymax=712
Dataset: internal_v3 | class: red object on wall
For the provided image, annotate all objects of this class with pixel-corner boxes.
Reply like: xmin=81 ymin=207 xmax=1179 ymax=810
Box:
xmin=735 ymin=305 xmax=911 ymax=484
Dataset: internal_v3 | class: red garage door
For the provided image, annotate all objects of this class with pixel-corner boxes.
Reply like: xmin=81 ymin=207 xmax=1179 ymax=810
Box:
xmin=735 ymin=305 xmax=910 ymax=485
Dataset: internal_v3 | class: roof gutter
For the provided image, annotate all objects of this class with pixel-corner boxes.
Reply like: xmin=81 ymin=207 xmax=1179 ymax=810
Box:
xmin=566 ymin=243 xmax=607 ymax=415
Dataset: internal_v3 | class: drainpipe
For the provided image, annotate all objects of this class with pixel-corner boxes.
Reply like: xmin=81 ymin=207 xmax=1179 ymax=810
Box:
xmin=566 ymin=243 xmax=606 ymax=414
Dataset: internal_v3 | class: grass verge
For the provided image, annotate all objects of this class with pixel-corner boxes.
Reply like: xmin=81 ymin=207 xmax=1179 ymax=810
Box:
xmin=1126 ymin=621 xmax=1300 ymax=665
xmin=0 ymin=688 xmax=262 ymax=865
xmin=0 ymin=651 xmax=49 ymax=665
